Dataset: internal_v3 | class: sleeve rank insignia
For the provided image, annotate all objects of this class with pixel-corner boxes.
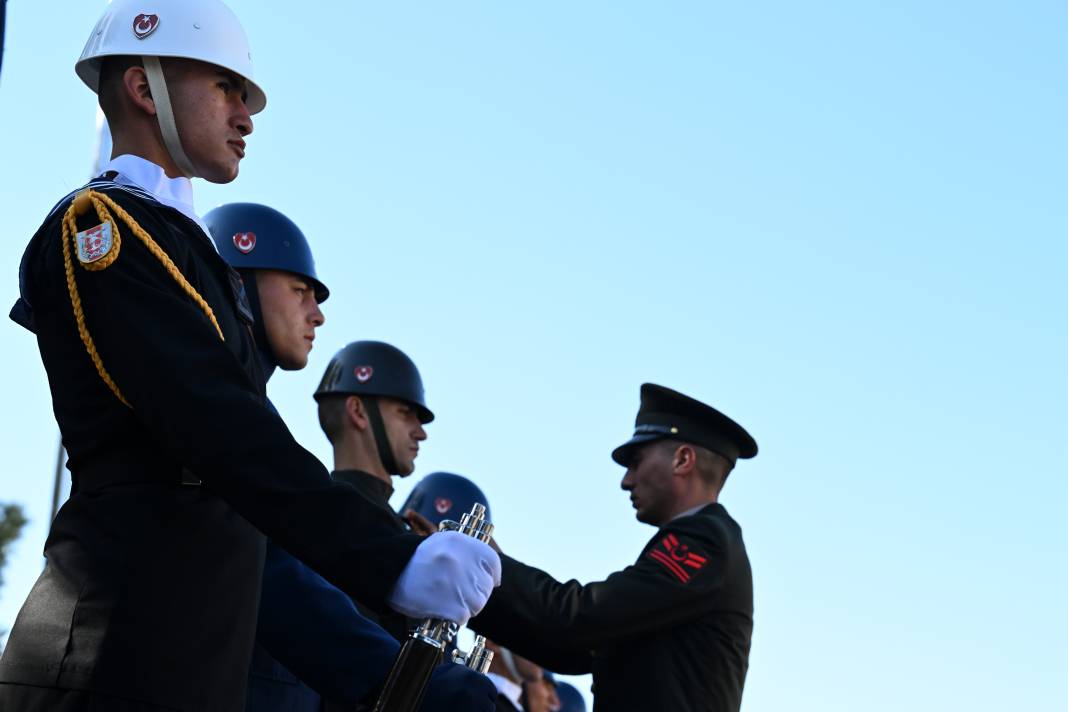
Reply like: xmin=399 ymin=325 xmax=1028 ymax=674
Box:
xmin=647 ymin=533 xmax=708 ymax=583
xmin=76 ymin=221 xmax=119 ymax=268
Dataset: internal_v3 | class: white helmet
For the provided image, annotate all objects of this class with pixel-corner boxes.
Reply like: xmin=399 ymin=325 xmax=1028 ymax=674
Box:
xmin=76 ymin=0 xmax=266 ymax=177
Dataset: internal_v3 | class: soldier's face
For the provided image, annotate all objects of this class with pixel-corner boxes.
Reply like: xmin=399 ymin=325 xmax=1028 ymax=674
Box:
xmin=168 ymin=59 xmax=253 ymax=183
xmin=379 ymin=397 xmax=427 ymax=476
xmin=541 ymin=680 xmax=561 ymax=711
xmin=256 ymin=270 xmax=325 ymax=370
xmin=522 ymin=677 xmax=555 ymax=712
xmin=620 ymin=442 xmax=676 ymax=525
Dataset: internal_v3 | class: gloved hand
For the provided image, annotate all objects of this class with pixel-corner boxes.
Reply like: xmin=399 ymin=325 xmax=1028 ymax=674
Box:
xmin=420 ymin=662 xmax=497 ymax=711
xmin=387 ymin=531 xmax=502 ymax=625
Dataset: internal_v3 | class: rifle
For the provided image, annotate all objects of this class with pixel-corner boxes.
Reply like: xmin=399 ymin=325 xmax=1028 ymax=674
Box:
xmin=373 ymin=503 xmax=495 ymax=712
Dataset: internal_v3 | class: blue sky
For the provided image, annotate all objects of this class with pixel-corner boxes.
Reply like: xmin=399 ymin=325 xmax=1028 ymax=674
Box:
xmin=1 ymin=2 xmax=1066 ymax=709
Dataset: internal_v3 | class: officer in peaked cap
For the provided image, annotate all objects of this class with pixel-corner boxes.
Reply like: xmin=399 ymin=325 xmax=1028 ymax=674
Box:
xmin=612 ymin=383 xmax=756 ymax=527
xmin=612 ymin=383 xmax=758 ymax=466
xmin=469 ymin=383 xmax=758 ymax=712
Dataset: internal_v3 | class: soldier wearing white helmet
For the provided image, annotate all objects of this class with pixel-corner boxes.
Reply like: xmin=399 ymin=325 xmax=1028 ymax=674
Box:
xmin=75 ymin=0 xmax=266 ymax=181
xmin=0 ymin=2 xmax=502 ymax=710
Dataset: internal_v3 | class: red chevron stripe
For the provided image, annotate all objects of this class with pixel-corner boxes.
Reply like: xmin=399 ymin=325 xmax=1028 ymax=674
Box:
xmin=650 ymin=550 xmax=690 ymax=583
xmin=666 ymin=533 xmax=679 ymax=548
xmin=682 ymin=554 xmax=707 ymax=569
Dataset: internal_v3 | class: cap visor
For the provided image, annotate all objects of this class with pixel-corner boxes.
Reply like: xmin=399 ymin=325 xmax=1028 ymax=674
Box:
xmin=611 ymin=433 xmax=665 ymax=466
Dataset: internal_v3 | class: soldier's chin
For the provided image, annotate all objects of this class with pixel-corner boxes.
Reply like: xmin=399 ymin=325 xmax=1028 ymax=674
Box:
xmin=199 ymin=158 xmax=241 ymax=185
xmin=277 ymin=350 xmax=310 ymax=371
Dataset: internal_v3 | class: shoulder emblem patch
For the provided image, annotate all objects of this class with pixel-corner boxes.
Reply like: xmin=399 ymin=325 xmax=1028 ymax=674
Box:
xmin=647 ymin=532 xmax=708 ymax=583
xmin=76 ymin=222 xmax=118 ymax=268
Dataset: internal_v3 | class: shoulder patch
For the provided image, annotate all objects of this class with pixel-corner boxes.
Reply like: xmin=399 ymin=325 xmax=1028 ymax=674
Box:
xmin=76 ymin=222 xmax=119 ymax=268
xmin=647 ymin=532 xmax=708 ymax=584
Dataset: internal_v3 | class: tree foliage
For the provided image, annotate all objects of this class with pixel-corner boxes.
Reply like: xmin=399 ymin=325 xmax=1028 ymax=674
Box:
xmin=0 ymin=503 xmax=28 ymax=592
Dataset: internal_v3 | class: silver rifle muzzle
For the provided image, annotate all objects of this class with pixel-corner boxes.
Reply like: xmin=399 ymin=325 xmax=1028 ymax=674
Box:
xmin=451 ymin=634 xmax=494 ymax=674
xmin=439 ymin=502 xmax=494 ymax=543
xmin=417 ymin=504 xmax=495 ymax=657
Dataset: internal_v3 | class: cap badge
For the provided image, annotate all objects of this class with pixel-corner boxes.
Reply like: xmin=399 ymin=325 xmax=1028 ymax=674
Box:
xmin=76 ymin=222 xmax=117 ymax=267
xmin=132 ymin=14 xmax=160 ymax=40
xmin=232 ymin=232 xmax=256 ymax=254
xmin=434 ymin=497 xmax=452 ymax=515
xmin=354 ymin=366 xmax=374 ymax=383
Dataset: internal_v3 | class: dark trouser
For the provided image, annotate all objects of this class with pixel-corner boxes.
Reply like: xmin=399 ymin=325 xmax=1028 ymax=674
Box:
xmin=0 ymin=683 xmax=179 ymax=711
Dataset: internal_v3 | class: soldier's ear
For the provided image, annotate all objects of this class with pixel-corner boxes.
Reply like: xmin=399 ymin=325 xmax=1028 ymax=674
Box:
xmin=122 ymin=66 xmax=157 ymax=117
xmin=672 ymin=444 xmax=699 ymax=478
xmin=345 ymin=395 xmax=371 ymax=432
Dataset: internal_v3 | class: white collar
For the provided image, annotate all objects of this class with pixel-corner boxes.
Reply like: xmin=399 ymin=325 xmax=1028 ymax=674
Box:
xmin=671 ymin=502 xmax=710 ymax=522
xmin=486 ymin=672 xmax=523 ymax=709
xmin=100 ymin=154 xmax=212 ymax=240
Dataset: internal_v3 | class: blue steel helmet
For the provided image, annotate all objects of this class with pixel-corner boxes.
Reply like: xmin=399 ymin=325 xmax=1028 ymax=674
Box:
xmin=553 ymin=682 xmax=587 ymax=712
xmin=314 ymin=341 xmax=433 ymax=424
xmin=205 ymin=202 xmax=329 ymax=303
xmin=400 ymin=472 xmax=491 ymax=527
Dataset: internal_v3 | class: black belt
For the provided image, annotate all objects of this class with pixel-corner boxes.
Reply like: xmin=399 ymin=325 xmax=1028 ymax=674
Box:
xmin=75 ymin=462 xmax=202 ymax=490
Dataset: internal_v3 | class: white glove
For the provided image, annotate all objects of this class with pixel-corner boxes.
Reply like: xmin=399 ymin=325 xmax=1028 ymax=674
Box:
xmin=387 ymin=531 xmax=502 ymax=625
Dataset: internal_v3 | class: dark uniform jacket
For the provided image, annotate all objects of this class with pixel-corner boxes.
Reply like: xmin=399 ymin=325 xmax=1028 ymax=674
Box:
xmin=470 ymin=503 xmax=753 ymax=712
xmin=0 ymin=182 xmax=422 ymax=711
xmin=495 ymin=694 xmax=521 ymax=711
xmin=245 ymin=415 xmax=400 ymax=712
xmin=331 ymin=469 xmax=411 ymax=642
xmin=247 ymin=543 xmax=399 ymax=712
xmin=247 ymin=486 xmax=494 ymax=712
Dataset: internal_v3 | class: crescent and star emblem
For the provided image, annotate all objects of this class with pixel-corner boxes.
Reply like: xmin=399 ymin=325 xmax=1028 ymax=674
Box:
xmin=133 ymin=14 xmax=160 ymax=40
xmin=670 ymin=543 xmax=691 ymax=562
xmin=232 ymin=232 xmax=256 ymax=254
xmin=354 ymin=366 xmax=374 ymax=383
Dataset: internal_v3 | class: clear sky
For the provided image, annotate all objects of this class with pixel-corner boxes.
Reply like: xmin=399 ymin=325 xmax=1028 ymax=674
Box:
xmin=1 ymin=1 xmax=1066 ymax=710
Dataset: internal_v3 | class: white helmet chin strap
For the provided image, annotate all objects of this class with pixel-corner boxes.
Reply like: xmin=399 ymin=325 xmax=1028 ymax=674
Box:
xmin=497 ymin=646 xmax=522 ymax=683
xmin=142 ymin=56 xmax=198 ymax=179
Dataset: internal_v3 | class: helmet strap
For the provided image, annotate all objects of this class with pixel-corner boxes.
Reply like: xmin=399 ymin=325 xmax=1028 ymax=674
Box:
xmin=497 ymin=646 xmax=522 ymax=683
xmin=142 ymin=56 xmax=198 ymax=179
xmin=236 ymin=269 xmax=280 ymax=376
xmin=363 ymin=396 xmax=400 ymax=476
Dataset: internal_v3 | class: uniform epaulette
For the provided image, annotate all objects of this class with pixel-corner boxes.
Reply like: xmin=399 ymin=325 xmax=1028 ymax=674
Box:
xmin=44 ymin=179 xmax=159 ymax=223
